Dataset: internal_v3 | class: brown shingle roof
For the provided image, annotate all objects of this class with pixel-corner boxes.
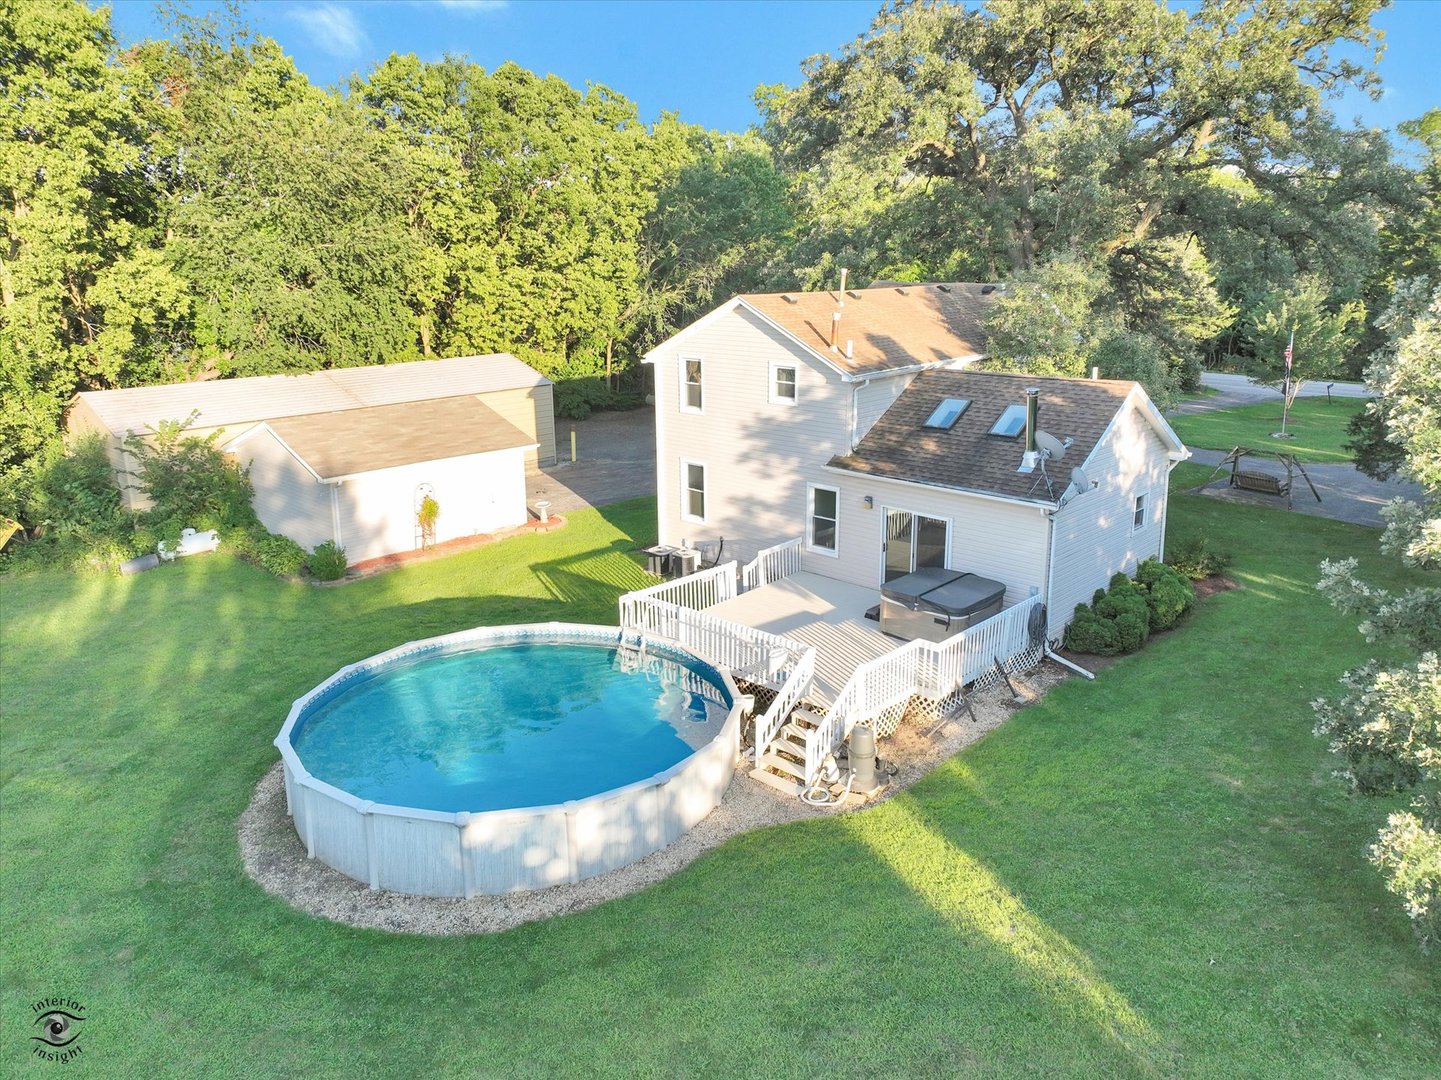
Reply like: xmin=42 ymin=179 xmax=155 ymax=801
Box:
xmin=740 ymin=283 xmax=998 ymax=376
xmin=829 ymin=369 xmax=1139 ymax=503
xmin=263 ymin=397 xmax=535 ymax=480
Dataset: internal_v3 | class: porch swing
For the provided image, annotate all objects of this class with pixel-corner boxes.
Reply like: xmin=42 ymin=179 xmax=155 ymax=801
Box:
xmin=1206 ymin=446 xmax=1321 ymax=511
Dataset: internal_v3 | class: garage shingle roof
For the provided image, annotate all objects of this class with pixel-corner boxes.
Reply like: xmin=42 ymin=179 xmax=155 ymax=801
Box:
xmin=263 ymin=397 xmax=535 ymax=480
xmin=829 ymin=369 xmax=1137 ymax=503
xmin=74 ymin=354 xmax=548 ymax=436
xmin=741 ymin=283 xmax=998 ymax=376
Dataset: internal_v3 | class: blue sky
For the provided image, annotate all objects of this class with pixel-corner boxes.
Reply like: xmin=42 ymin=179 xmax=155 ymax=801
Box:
xmin=106 ymin=0 xmax=1438 ymax=141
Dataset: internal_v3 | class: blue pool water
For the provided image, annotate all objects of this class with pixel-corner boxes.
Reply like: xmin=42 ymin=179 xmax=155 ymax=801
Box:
xmin=290 ymin=641 xmax=731 ymax=813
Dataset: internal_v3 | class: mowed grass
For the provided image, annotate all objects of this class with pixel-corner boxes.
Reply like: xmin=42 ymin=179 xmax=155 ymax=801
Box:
xmin=3 ymin=496 xmax=1439 ymax=1078
xmin=1169 ymin=397 xmax=1368 ymax=462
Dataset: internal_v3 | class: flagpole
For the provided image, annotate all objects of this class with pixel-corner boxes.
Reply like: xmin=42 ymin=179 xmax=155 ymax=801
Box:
xmin=1279 ymin=329 xmax=1295 ymax=437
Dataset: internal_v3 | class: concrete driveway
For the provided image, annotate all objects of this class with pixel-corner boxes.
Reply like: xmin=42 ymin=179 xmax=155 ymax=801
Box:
xmin=526 ymin=409 xmax=656 ymax=515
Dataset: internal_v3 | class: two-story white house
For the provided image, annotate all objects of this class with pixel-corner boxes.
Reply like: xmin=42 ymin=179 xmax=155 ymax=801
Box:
xmin=643 ymin=282 xmax=1189 ymax=643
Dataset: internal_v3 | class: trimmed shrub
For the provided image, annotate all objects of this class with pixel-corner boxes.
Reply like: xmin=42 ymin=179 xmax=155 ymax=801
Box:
xmin=236 ymin=527 xmax=306 ymax=576
xmin=1167 ymin=536 xmax=1232 ymax=580
xmin=1064 ymin=574 xmax=1153 ymax=655
xmin=308 ymin=540 xmax=348 ymax=581
xmin=1064 ymin=605 xmax=1121 ymax=654
xmin=1136 ymin=558 xmax=1196 ymax=630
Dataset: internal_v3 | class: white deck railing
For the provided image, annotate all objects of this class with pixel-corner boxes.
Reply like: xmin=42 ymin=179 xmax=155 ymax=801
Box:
xmin=741 ymin=538 xmax=803 ymax=592
xmin=804 ymin=595 xmax=1046 ymax=785
xmin=619 ymin=577 xmax=816 ymax=767
xmin=626 ymin=559 xmax=739 ymax=611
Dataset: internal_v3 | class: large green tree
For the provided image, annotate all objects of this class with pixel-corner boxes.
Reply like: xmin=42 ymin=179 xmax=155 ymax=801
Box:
xmin=0 ymin=0 xmax=181 ymax=482
xmin=759 ymin=0 xmax=1400 ymax=371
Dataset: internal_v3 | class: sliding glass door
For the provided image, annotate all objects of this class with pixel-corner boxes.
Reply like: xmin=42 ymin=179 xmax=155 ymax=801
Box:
xmin=882 ymin=509 xmax=949 ymax=582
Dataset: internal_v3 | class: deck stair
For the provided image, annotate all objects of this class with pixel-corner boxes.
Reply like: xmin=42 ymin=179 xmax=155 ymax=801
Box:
xmin=752 ymin=706 xmax=825 ymax=793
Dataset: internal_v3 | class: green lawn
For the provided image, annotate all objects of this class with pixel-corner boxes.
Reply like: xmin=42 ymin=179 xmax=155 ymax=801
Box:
xmin=3 ymin=496 xmax=1438 ymax=1078
xmin=1170 ymin=397 xmax=1368 ymax=462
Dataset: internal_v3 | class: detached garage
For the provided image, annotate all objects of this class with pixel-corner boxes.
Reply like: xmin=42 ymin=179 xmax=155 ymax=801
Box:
xmin=225 ymin=397 xmax=535 ymax=563
xmin=67 ymin=354 xmax=555 ymax=562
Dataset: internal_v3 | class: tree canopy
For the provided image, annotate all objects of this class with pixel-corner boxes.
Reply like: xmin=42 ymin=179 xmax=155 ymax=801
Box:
xmin=1 ymin=0 xmax=1432 ymax=508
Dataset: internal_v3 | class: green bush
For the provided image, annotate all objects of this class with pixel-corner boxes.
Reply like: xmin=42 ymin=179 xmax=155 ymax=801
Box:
xmin=1063 ymin=605 xmax=1121 ymax=654
xmin=1064 ymin=574 xmax=1154 ymax=655
xmin=124 ymin=414 xmax=258 ymax=530
xmin=308 ymin=540 xmax=348 ymax=581
xmin=247 ymin=531 xmax=307 ymax=577
xmin=1167 ymin=536 xmax=1232 ymax=580
xmin=1136 ymin=558 xmax=1196 ymax=630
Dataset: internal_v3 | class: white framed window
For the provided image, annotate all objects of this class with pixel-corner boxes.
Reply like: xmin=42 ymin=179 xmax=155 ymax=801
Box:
xmin=807 ymin=484 xmax=839 ymax=555
xmin=681 ymin=460 xmax=707 ymax=523
xmin=680 ymin=357 xmax=703 ymax=413
xmin=770 ymin=363 xmax=798 ymax=406
xmin=1132 ymin=491 xmax=1148 ymax=532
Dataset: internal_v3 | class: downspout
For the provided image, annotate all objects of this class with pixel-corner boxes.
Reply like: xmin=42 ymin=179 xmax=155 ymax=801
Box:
xmin=330 ymin=483 xmax=343 ymax=547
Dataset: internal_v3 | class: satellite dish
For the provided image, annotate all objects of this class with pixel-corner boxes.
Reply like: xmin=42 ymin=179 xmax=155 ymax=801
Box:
xmin=1035 ymin=431 xmax=1067 ymax=461
xmin=1070 ymin=466 xmax=1093 ymax=492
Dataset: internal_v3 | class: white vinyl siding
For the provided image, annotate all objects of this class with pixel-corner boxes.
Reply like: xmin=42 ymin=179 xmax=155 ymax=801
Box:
xmin=681 ymin=357 xmax=704 ymax=413
xmin=333 ymin=447 xmax=528 ymax=563
xmin=1045 ymin=399 xmax=1171 ymax=639
xmin=853 ymin=372 xmax=916 ymax=444
xmin=235 ymin=429 xmax=334 ymax=552
xmin=681 ymin=460 xmax=707 ymax=523
xmin=825 ymin=471 xmax=1048 ymax=603
xmin=771 ymin=362 xmax=798 ymax=406
xmin=651 ymin=304 xmax=854 ymax=568
xmin=807 ymin=484 xmax=839 ymax=555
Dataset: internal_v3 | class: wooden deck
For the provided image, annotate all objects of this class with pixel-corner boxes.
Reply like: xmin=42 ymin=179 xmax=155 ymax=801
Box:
xmin=706 ymin=572 xmax=900 ymax=706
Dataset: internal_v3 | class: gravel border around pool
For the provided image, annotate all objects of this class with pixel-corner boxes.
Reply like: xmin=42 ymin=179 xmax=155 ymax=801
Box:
xmin=239 ymin=663 xmax=1067 ymax=935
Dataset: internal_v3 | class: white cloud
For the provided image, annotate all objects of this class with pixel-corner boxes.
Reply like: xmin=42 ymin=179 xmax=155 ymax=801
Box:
xmin=427 ymin=1 xmax=509 ymax=12
xmin=289 ymin=3 xmax=370 ymax=60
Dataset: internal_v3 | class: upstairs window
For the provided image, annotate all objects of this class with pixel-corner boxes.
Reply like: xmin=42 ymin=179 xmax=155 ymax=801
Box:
xmin=682 ymin=358 xmax=703 ymax=412
xmin=1133 ymin=492 xmax=1148 ymax=531
xmin=923 ymin=398 xmax=971 ymax=430
xmin=989 ymin=403 xmax=1027 ymax=437
xmin=771 ymin=364 xmax=797 ymax=406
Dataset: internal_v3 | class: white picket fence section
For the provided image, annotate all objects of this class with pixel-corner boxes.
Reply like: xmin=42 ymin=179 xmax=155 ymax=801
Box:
xmin=626 ymin=559 xmax=739 ymax=611
xmin=619 ymin=582 xmax=816 ymax=767
xmin=741 ymin=538 xmax=802 ymax=592
xmin=804 ymin=595 xmax=1046 ymax=785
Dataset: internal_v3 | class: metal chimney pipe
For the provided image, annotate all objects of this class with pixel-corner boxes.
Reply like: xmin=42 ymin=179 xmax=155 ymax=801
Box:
xmin=839 ymin=267 xmax=848 ymax=295
xmin=831 ymin=310 xmax=842 ymax=350
xmin=1025 ymin=387 xmax=1039 ymax=454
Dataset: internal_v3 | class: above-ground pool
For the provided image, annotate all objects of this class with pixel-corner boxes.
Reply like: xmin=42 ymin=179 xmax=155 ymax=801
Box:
xmin=275 ymin=623 xmax=746 ymax=897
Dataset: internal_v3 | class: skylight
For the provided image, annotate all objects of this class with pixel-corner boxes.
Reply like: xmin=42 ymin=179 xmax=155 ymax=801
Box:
xmin=989 ymin=403 xmax=1027 ymax=437
xmin=923 ymin=398 xmax=970 ymax=430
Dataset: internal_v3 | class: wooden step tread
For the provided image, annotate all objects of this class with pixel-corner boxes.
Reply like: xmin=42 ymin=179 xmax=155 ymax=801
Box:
xmin=758 ymin=751 xmax=806 ymax=780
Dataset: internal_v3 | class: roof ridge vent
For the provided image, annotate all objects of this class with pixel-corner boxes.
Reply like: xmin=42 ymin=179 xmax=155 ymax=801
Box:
xmin=782 ymin=294 xmax=798 ymax=304
xmin=981 ymin=284 xmax=997 ymax=295
xmin=935 ymin=284 xmax=952 ymax=293
xmin=894 ymin=286 xmax=908 ymax=295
